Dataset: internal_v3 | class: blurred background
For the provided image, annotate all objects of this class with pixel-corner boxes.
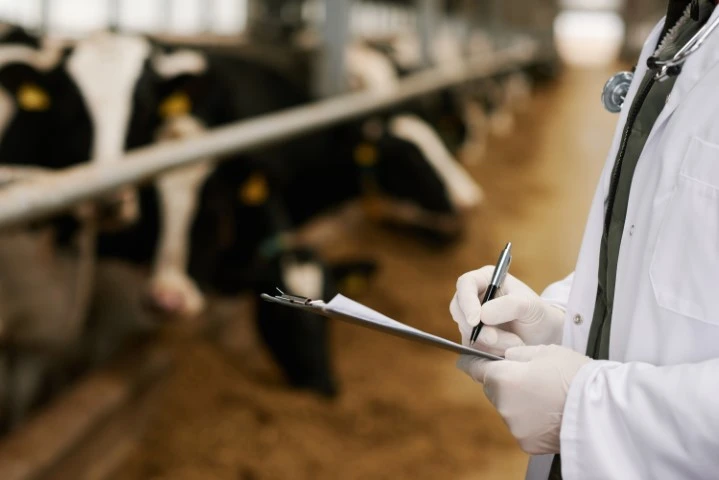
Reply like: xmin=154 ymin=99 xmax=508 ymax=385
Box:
xmin=0 ymin=1 xmax=666 ymax=479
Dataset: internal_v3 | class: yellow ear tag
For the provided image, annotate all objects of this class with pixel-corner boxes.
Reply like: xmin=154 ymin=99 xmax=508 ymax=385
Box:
xmin=238 ymin=173 xmax=269 ymax=206
xmin=17 ymin=83 xmax=50 ymax=111
xmin=159 ymin=91 xmax=191 ymax=118
xmin=354 ymin=143 xmax=378 ymax=167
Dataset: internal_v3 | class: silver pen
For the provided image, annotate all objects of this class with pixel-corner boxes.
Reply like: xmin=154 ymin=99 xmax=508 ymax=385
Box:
xmin=470 ymin=242 xmax=512 ymax=344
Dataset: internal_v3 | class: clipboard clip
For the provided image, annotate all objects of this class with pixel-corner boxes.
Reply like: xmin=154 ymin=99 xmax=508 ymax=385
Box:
xmin=273 ymin=288 xmax=314 ymax=305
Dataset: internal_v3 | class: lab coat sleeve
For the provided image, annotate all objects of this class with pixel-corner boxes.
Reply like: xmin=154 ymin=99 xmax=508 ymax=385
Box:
xmin=540 ymin=273 xmax=575 ymax=312
xmin=561 ymin=359 xmax=719 ymax=480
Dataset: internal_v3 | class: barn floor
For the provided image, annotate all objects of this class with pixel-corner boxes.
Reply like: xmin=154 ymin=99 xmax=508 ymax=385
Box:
xmin=114 ymin=65 xmax=618 ymax=480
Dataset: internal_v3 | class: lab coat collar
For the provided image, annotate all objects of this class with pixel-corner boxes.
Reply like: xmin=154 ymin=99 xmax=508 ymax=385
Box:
xmin=645 ymin=5 xmax=719 ymax=149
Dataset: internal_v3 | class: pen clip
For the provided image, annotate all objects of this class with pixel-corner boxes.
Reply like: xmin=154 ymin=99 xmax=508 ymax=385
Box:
xmin=274 ymin=287 xmax=314 ymax=305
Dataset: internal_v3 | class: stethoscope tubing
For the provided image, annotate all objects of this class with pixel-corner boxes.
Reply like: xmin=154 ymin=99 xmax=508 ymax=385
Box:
xmin=651 ymin=13 xmax=719 ymax=81
xmin=603 ymin=10 xmax=719 ymax=112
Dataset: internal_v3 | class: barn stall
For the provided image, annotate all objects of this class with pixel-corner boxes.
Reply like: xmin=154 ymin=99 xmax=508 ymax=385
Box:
xmin=0 ymin=1 xmax=570 ymax=478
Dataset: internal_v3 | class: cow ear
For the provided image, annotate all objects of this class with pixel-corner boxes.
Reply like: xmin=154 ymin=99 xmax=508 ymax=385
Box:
xmin=150 ymin=47 xmax=208 ymax=119
xmin=150 ymin=47 xmax=207 ymax=80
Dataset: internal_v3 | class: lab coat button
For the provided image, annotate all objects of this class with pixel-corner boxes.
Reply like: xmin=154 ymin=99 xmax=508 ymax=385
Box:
xmin=629 ymin=224 xmax=635 ymax=236
xmin=573 ymin=314 xmax=583 ymax=325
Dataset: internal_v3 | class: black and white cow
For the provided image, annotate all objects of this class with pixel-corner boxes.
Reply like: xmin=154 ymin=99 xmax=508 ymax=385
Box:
xmin=147 ymin=47 xmax=480 ymax=306
xmin=0 ymin=30 xmax=477 ymax=321
xmin=348 ymin=34 xmax=534 ymax=161
xmin=87 ymin=39 xmax=477 ymax=394
xmin=90 ymin=40 xmax=480 ymax=315
xmin=0 ymin=30 xmax=192 ymax=424
xmin=345 ymin=38 xmax=474 ymax=156
xmin=0 ymin=29 xmax=477 ymax=397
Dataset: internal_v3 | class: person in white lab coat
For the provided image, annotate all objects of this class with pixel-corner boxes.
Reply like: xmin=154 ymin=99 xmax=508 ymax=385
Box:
xmin=450 ymin=1 xmax=719 ymax=479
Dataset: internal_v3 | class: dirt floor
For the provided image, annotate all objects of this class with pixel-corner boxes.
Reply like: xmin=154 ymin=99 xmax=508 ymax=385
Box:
xmin=115 ymin=66 xmax=619 ymax=480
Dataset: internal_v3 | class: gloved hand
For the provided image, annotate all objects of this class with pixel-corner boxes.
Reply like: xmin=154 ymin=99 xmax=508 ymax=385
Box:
xmin=450 ymin=266 xmax=565 ymax=355
xmin=457 ymin=345 xmax=592 ymax=455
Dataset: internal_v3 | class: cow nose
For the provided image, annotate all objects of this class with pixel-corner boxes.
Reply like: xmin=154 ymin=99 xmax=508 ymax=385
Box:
xmin=142 ymin=288 xmax=185 ymax=317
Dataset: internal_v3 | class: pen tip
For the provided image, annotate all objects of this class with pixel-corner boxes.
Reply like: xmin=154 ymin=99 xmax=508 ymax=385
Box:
xmin=505 ymin=242 xmax=512 ymax=250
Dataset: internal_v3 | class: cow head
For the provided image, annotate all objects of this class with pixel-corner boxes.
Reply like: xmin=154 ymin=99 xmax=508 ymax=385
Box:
xmin=59 ymin=32 xmax=208 ymax=229
xmin=345 ymin=113 xmax=483 ymax=242
xmin=0 ymin=37 xmax=91 ymax=171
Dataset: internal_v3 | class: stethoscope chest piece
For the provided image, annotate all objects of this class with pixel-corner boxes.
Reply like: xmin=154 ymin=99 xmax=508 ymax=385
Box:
xmin=602 ymin=71 xmax=634 ymax=113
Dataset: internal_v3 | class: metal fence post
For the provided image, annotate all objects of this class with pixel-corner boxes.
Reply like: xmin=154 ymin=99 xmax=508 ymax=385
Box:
xmin=0 ymin=40 xmax=539 ymax=228
xmin=108 ymin=0 xmax=121 ymax=31
xmin=162 ymin=0 xmax=173 ymax=33
xmin=201 ymin=0 xmax=215 ymax=33
xmin=417 ymin=0 xmax=439 ymax=67
xmin=315 ymin=0 xmax=352 ymax=98
xmin=39 ymin=0 xmax=51 ymax=34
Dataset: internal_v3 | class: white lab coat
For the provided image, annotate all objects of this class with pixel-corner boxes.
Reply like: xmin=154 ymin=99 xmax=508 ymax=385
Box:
xmin=526 ymin=10 xmax=719 ymax=480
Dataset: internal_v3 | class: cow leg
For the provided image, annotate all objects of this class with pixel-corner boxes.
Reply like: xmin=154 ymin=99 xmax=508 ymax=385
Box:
xmin=0 ymin=353 xmax=9 ymax=432
xmin=148 ymin=162 xmax=213 ymax=318
xmin=4 ymin=352 xmax=48 ymax=431
xmin=148 ymin=116 xmax=214 ymax=318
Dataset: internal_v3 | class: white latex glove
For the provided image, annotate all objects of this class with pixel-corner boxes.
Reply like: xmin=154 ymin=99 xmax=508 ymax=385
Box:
xmin=457 ymin=345 xmax=592 ymax=455
xmin=450 ymin=266 xmax=565 ymax=356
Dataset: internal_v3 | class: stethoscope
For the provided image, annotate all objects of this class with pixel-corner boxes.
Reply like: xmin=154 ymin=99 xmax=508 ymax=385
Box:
xmin=602 ymin=9 xmax=719 ymax=113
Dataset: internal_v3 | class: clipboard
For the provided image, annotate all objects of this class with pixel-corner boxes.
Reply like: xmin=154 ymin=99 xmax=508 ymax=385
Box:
xmin=260 ymin=289 xmax=503 ymax=361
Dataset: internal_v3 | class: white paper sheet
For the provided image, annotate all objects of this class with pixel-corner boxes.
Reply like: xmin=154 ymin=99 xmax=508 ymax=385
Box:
xmin=326 ymin=294 xmax=426 ymax=334
xmin=323 ymin=294 xmax=502 ymax=361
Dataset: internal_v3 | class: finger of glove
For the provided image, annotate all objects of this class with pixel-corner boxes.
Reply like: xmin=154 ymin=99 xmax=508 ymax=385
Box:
xmin=499 ymin=273 xmax=533 ymax=296
xmin=477 ymin=326 xmax=525 ymax=351
xmin=450 ymin=295 xmax=473 ymax=344
xmin=505 ymin=345 xmax=549 ymax=362
xmin=456 ymin=355 xmax=491 ymax=383
xmin=455 ymin=267 xmax=493 ymax=327
xmin=482 ymin=294 xmax=540 ymax=326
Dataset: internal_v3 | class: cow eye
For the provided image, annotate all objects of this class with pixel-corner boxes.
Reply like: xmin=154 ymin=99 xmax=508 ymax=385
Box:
xmin=238 ymin=173 xmax=270 ymax=206
xmin=158 ymin=90 xmax=192 ymax=118
xmin=17 ymin=82 xmax=50 ymax=111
